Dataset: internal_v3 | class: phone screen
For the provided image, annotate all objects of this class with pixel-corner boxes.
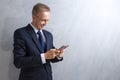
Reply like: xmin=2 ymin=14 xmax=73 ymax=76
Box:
xmin=58 ymin=45 xmax=69 ymax=50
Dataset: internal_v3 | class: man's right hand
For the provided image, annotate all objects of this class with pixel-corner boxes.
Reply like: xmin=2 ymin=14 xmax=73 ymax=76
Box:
xmin=44 ymin=49 xmax=57 ymax=59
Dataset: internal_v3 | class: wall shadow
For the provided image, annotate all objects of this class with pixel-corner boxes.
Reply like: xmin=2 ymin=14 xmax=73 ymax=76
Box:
xmin=0 ymin=17 xmax=26 ymax=80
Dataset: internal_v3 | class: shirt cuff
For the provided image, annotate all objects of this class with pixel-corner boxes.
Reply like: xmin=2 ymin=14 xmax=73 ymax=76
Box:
xmin=40 ymin=53 xmax=46 ymax=64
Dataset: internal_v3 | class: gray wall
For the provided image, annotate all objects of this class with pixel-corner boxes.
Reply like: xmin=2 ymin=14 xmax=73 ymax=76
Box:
xmin=0 ymin=0 xmax=120 ymax=80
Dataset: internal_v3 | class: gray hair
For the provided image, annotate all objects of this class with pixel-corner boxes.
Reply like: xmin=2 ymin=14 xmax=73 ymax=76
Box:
xmin=32 ymin=3 xmax=50 ymax=15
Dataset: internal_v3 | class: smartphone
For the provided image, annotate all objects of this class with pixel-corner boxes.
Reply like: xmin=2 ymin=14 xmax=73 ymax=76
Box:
xmin=58 ymin=45 xmax=69 ymax=50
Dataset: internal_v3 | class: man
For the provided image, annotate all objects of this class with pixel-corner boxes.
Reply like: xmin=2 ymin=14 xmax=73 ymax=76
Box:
xmin=13 ymin=3 xmax=64 ymax=80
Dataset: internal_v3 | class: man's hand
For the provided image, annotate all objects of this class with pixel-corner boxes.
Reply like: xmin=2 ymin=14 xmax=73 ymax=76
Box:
xmin=44 ymin=49 xmax=57 ymax=59
xmin=55 ymin=49 xmax=64 ymax=58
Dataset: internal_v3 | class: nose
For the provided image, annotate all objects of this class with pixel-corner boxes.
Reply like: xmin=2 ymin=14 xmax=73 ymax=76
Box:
xmin=42 ymin=20 xmax=48 ymax=25
xmin=41 ymin=21 xmax=47 ymax=26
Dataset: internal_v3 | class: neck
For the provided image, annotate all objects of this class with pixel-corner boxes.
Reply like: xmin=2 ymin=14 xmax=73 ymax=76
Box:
xmin=31 ymin=22 xmax=42 ymax=30
xmin=31 ymin=22 xmax=36 ymax=28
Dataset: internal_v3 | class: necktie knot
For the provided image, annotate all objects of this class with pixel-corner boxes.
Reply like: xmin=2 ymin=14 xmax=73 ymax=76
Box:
xmin=37 ymin=31 xmax=42 ymax=37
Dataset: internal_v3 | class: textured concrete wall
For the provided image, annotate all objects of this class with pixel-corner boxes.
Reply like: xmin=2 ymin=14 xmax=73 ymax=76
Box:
xmin=0 ymin=0 xmax=120 ymax=80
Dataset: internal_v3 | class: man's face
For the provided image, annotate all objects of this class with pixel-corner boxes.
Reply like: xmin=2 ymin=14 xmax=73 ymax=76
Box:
xmin=32 ymin=11 xmax=50 ymax=30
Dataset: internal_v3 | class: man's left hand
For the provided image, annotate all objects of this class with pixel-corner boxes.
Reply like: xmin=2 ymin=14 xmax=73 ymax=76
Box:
xmin=55 ymin=49 xmax=64 ymax=58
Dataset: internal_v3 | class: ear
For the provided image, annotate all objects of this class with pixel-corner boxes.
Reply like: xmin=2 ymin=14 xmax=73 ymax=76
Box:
xmin=32 ymin=14 xmax=36 ymax=20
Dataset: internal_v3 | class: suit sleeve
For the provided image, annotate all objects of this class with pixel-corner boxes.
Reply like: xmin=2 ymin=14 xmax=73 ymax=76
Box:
xmin=47 ymin=32 xmax=63 ymax=63
xmin=13 ymin=30 xmax=43 ymax=68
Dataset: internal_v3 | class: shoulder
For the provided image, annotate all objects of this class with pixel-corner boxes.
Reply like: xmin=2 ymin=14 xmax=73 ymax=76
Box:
xmin=14 ymin=27 xmax=25 ymax=33
xmin=14 ymin=24 xmax=30 ymax=34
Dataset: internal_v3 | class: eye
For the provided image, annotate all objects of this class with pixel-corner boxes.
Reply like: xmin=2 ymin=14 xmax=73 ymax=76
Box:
xmin=40 ymin=19 xmax=49 ymax=22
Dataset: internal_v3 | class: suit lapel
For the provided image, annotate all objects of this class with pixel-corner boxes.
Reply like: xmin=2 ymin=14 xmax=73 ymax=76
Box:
xmin=26 ymin=24 xmax=42 ymax=52
xmin=43 ymin=30 xmax=50 ymax=51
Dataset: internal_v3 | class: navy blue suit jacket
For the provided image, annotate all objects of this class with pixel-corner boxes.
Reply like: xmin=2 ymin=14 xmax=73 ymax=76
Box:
xmin=13 ymin=24 xmax=63 ymax=80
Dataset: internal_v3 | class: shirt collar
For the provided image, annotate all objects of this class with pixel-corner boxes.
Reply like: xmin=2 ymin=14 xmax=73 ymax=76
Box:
xmin=30 ymin=23 xmax=42 ymax=33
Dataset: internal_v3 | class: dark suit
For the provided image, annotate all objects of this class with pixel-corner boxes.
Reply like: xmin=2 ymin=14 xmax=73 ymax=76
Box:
xmin=13 ymin=24 xmax=63 ymax=80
